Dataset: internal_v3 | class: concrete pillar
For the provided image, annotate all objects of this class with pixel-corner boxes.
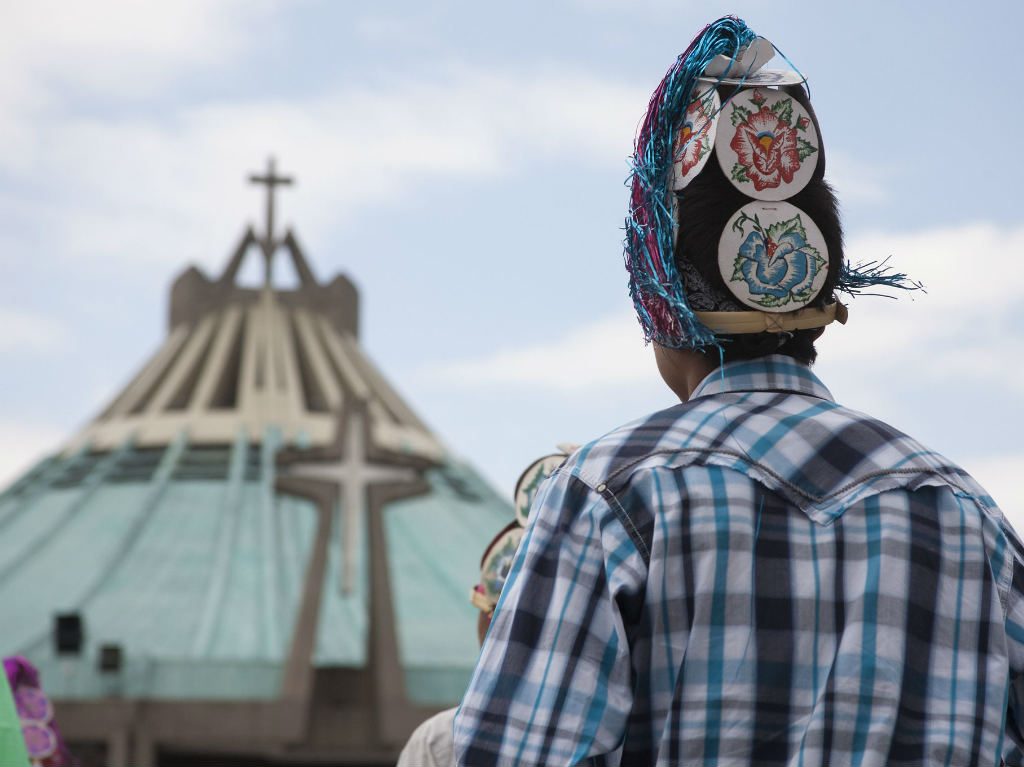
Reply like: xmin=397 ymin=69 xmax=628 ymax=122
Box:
xmin=131 ymin=728 xmax=155 ymax=767
xmin=107 ymin=729 xmax=129 ymax=767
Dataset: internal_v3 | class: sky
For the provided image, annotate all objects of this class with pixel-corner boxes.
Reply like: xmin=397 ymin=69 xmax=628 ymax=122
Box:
xmin=1 ymin=0 xmax=1022 ymax=525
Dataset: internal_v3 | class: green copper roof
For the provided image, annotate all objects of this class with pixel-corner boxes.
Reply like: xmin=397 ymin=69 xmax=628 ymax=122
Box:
xmin=0 ymin=435 xmax=510 ymax=704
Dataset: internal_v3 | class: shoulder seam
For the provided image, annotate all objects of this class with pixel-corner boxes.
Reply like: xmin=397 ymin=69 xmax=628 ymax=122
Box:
xmin=601 ymin=446 xmax=977 ymax=506
xmin=562 ymin=469 xmax=651 ymax=566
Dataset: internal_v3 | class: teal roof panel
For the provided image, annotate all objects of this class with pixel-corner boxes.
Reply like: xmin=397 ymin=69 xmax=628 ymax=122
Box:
xmin=0 ymin=441 xmax=513 ymax=704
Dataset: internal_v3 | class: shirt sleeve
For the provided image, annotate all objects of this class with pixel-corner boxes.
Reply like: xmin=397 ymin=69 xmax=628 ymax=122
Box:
xmin=1001 ymin=518 xmax=1024 ymax=766
xmin=396 ymin=708 xmax=457 ymax=767
xmin=453 ymin=469 xmax=647 ymax=767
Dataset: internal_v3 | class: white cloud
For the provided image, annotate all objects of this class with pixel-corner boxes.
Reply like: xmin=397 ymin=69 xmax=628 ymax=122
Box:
xmin=0 ymin=0 xmax=281 ymax=170
xmin=824 ymin=150 xmax=889 ymax=203
xmin=0 ymin=421 xmax=67 ymax=492
xmin=10 ymin=68 xmax=646 ymax=272
xmin=0 ymin=0 xmax=273 ymax=94
xmin=966 ymin=455 xmax=1024 ymax=531
xmin=0 ymin=309 xmax=68 ymax=353
xmin=0 ymin=0 xmax=651 ymax=274
xmin=429 ymin=222 xmax=1024 ymax=394
xmin=425 ymin=312 xmax=656 ymax=390
xmin=822 ymin=223 xmax=1024 ymax=393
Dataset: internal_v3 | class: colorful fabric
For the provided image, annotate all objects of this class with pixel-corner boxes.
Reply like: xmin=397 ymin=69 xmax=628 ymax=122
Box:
xmin=454 ymin=355 xmax=1023 ymax=766
xmin=4 ymin=657 xmax=76 ymax=767
xmin=0 ymin=665 xmax=28 ymax=767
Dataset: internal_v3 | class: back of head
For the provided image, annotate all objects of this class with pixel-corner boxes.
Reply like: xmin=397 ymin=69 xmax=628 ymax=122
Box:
xmin=624 ymin=18 xmax=918 ymax=367
xmin=674 ymin=84 xmax=844 ymax=365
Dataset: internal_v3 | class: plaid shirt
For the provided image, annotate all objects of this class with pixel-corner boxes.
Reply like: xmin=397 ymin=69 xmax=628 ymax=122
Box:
xmin=454 ymin=355 xmax=1024 ymax=766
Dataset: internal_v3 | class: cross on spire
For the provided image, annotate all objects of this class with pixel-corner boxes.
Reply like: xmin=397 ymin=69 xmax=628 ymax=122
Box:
xmin=248 ymin=156 xmax=294 ymax=288
xmin=281 ymin=410 xmax=419 ymax=595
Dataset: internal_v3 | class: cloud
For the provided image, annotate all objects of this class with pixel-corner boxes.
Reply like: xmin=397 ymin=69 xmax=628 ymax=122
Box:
xmin=424 ymin=313 xmax=654 ymax=391
xmin=427 ymin=221 xmax=1024 ymax=393
xmin=0 ymin=310 xmax=68 ymax=353
xmin=822 ymin=222 xmax=1024 ymax=393
xmin=0 ymin=421 xmax=67 ymax=492
xmin=824 ymin=150 xmax=889 ymax=204
xmin=6 ymin=66 xmax=645 ymax=273
xmin=966 ymin=454 xmax=1024 ymax=530
xmin=0 ymin=0 xmax=274 ymax=95
xmin=0 ymin=0 xmax=281 ymax=170
xmin=0 ymin=0 xmax=652 ymax=277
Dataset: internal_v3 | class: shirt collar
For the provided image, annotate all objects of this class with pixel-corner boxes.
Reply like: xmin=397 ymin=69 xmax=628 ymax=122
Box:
xmin=690 ymin=354 xmax=835 ymax=402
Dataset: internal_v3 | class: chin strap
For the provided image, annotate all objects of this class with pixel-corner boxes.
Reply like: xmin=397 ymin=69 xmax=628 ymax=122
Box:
xmin=695 ymin=301 xmax=848 ymax=335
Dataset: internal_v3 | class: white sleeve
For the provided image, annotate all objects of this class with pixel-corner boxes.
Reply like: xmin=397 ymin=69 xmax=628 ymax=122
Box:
xmin=396 ymin=707 xmax=457 ymax=767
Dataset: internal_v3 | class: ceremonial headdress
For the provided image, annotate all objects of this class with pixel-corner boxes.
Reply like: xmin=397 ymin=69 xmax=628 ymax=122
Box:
xmin=470 ymin=445 xmax=576 ymax=614
xmin=625 ymin=16 xmax=918 ymax=351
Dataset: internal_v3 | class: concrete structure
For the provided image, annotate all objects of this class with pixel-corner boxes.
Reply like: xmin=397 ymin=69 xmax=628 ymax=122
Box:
xmin=0 ymin=160 xmax=510 ymax=766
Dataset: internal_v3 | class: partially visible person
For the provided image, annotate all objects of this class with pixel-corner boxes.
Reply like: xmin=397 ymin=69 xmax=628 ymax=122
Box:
xmin=397 ymin=449 xmax=571 ymax=767
xmin=397 ymin=522 xmax=521 ymax=767
xmin=4 ymin=656 xmax=77 ymax=767
xmin=0 ymin=659 xmax=29 ymax=767
xmin=454 ymin=16 xmax=1023 ymax=767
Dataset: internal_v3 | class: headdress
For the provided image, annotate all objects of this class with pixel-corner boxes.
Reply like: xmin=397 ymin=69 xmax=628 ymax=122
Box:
xmin=4 ymin=656 xmax=77 ymax=766
xmin=469 ymin=445 xmax=576 ymax=613
xmin=625 ymin=16 xmax=920 ymax=350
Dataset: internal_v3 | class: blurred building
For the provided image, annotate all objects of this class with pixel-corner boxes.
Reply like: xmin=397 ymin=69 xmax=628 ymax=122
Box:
xmin=0 ymin=161 xmax=509 ymax=766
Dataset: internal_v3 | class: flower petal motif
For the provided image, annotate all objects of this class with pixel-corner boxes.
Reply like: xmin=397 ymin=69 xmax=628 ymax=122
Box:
xmin=733 ymin=221 xmax=823 ymax=306
xmin=674 ymin=94 xmax=715 ymax=178
xmin=730 ymin=106 xmax=801 ymax=191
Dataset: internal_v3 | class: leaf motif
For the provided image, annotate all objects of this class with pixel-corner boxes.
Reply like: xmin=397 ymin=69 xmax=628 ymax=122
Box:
xmin=770 ymin=98 xmax=793 ymax=125
xmin=732 ymin=255 xmax=746 ymax=282
xmin=801 ymin=244 xmax=822 ymax=263
xmin=792 ymin=287 xmax=814 ymax=302
xmin=731 ymin=212 xmax=751 ymax=234
xmin=730 ymin=163 xmax=749 ymax=183
xmin=766 ymin=216 xmax=804 ymax=243
xmin=755 ymin=293 xmax=785 ymax=308
xmin=797 ymin=138 xmax=818 ymax=161
xmin=730 ymin=104 xmax=752 ymax=127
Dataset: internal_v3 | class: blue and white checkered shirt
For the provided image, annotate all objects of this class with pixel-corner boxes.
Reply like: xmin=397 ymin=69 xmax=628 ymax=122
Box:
xmin=454 ymin=355 xmax=1024 ymax=766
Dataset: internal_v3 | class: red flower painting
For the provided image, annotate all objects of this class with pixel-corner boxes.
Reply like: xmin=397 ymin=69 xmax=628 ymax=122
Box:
xmin=729 ymin=106 xmax=801 ymax=191
xmin=674 ymin=92 xmax=715 ymax=178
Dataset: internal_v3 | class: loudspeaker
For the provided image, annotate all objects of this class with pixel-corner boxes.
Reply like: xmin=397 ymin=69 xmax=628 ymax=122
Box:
xmin=54 ymin=613 xmax=84 ymax=656
xmin=98 ymin=644 xmax=122 ymax=673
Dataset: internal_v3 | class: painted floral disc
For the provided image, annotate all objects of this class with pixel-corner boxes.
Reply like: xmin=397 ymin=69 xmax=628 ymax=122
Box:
xmin=718 ymin=201 xmax=829 ymax=312
xmin=14 ymin=687 xmax=52 ymax=723
xmin=480 ymin=526 xmax=525 ymax=605
xmin=513 ymin=453 xmax=565 ymax=527
xmin=21 ymin=721 xmax=57 ymax=759
xmin=715 ymin=87 xmax=819 ymax=200
xmin=671 ymin=85 xmax=720 ymax=191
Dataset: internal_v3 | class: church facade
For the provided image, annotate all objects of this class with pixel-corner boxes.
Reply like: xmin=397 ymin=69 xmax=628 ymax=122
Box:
xmin=0 ymin=161 xmax=510 ymax=766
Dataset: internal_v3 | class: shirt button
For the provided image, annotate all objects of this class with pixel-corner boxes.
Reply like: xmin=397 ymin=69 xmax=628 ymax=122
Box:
xmin=596 ymin=483 xmax=607 ymax=493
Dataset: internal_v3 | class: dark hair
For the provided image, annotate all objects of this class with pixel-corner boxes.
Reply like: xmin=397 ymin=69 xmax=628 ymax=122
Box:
xmin=674 ymin=84 xmax=843 ymax=366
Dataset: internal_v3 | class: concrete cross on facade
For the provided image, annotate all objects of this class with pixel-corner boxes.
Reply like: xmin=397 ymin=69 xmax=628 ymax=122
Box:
xmin=248 ymin=156 xmax=294 ymax=288
xmin=282 ymin=410 xmax=418 ymax=594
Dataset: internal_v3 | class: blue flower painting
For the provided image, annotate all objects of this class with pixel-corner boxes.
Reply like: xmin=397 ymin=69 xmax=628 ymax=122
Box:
xmin=731 ymin=214 xmax=827 ymax=309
